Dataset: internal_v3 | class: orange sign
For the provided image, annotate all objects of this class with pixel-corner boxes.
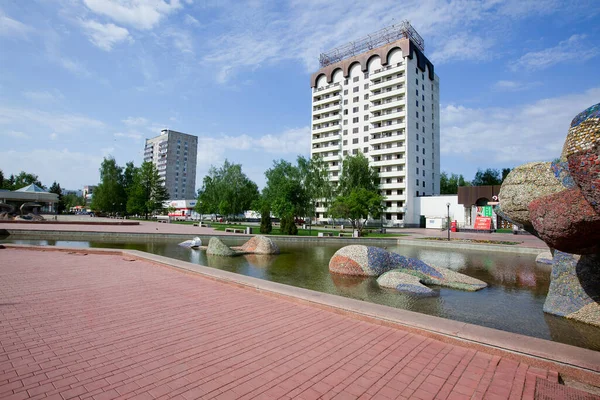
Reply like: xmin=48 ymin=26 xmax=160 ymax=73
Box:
xmin=474 ymin=216 xmax=492 ymax=230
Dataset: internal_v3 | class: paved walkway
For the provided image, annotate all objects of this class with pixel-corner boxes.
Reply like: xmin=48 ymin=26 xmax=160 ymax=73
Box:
xmin=0 ymin=248 xmax=569 ymax=400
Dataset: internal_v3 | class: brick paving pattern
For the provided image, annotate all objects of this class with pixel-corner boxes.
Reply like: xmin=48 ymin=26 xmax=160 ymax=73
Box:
xmin=1 ymin=248 xmax=559 ymax=399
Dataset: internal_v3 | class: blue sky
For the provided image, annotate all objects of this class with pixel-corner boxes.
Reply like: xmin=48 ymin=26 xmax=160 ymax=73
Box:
xmin=1 ymin=0 xmax=599 ymax=192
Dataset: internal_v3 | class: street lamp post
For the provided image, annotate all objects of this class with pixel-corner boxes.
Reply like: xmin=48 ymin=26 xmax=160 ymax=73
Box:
xmin=446 ymin=202 xmax=450 ymax=241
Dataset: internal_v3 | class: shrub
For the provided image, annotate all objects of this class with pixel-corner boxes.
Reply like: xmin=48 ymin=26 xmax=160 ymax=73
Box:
xmin=260 ymin=204 xmax=272 ymax=234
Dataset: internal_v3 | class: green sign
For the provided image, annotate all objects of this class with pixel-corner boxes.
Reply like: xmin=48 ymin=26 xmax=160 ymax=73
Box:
xmin=483 ymin=206 xmax=493 ymax=217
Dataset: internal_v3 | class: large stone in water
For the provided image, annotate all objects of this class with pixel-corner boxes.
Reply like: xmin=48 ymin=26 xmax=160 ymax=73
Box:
xmin=377 ymin=270 xmax=436 ymax=296
xmin=238 ymin=235 xmax=280 ymax=254
xmin=206 ymin=237 xmax=237 ymax=256
xmin=328 ymin=245 xmax=396 ymax=276
xmin=498 ymin=162 xmax=563 ymax=230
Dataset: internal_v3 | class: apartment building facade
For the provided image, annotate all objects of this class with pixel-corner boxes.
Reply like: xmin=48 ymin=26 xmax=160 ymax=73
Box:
xmin=309 ymin=22 xmax=440 ymax=227
xmin=143 ymin=129 xmax=198 ymax=200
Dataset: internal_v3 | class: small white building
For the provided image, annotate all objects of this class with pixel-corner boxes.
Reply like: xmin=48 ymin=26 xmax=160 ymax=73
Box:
xmin=0 ymin=184 xmax=59 ymax=214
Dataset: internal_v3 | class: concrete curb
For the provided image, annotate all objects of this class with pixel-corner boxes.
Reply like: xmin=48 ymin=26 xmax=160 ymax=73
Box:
xmin=3 ymin=244 xmax=598 ymax=386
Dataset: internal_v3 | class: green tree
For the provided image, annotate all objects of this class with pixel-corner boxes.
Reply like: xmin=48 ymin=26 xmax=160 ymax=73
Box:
xmin=195 ymin=160 xmax=259 ymax=219
xmin=338 ymin=153 xmax=379 ymax=196
xmin=262 ymin=160 xmax=307 ymax=220
xmin=298 ymin=155 xmax=334 ymax=223
xmin=48 ymin=182 xmax=65 ymax=214
xmin=329 ymin=188 xmax=384 ymax=236
xmin=3 ymin=171 xmax=45 ymax=190
xmin=259 ymin=203 xmax=272 ymax=234
xmin=501 ymin=168 xmax=512 ymax=182
xmin=280 ymin=214 xmax=298 ymax=235
xmin=472 ymin=168 xmax=503 ymax=186
xmin=122 ymin=162 xmax=138 ymax=197
xmin=440 ymin=172 xmax=470 ymax=194
xmin=127 ymin=161 xmax=170 ymax=219
xmin=0 ymin=169 xmax=4 ymax=189
xmin=62 ymin=193 xmax=85 ymax=211
xmin=91 ymin=157 xmax=127 ymax=214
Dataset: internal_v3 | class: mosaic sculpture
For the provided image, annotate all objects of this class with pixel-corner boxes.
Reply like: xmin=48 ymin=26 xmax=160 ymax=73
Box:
xmin=497 ymin=102 xmax=600 ymax=327
xmin=329 ymin=245 xmax=487 ymax=294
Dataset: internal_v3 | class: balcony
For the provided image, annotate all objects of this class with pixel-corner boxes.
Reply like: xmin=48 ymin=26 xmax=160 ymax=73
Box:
xmin=312 ymin=133 xmax=341 ymax=145
xmin=382 ymin=194 xmax=405 ymax=202
xmin=370 ymin=98 xmax=405 ymax=113
xmin=312 ymin=143 xmax=340 ymax=155
xmin=369 ymin=75 xmax=405 ymax=92
xmin=313 ymin=103 xmax=342 ymax=116
xmin=370 ymin=145 xmax=405 ymax=156
xmin=371 ymin=133 xmax=404 ymax=146
xmin=323 ymin=153 xmax=341 ymax=162
xmin=312 ymin=123 xmax=341 ymax=135
xmin=380 ymin=182 xmax=406 ymax=190
xmin=372 ymin=157 xmax=404 ymax=167
xmin=370 ymin=122 xmax=405 ymax=135
xmin=370 ymin=109 xmax=405 ymax=124
xmin=383 ymin=206 xmax=405 ymax=213
xmin=370 ymin=62 xmax=404 ymax=80
xmin=313 ymin=92 xmax=341 ymax=107
xmin=370 ymin=86 xmax=404 ymax=102
xmin=313 ymin=113 xmax=341 ymax=125
xmin=379 ymin=169 xmax=405 ymax=178
xmin=313 ymin=83 xmax=341 ymax=96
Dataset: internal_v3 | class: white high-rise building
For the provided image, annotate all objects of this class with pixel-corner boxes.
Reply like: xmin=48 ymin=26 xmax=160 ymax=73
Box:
xmin=310 ymin=21 xmax=440 ymax=227
xmin=144 ymin=129 xmax=198 ymax=200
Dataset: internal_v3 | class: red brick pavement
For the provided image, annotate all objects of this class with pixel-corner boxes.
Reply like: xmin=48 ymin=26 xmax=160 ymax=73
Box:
xmin=0 ymin=248 xmax=558 ymax=400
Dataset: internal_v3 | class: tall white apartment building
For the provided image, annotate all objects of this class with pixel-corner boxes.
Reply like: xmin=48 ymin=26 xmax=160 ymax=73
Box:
xmin=143 ymin=129 xmax=198 ymax=200
xmin=310 ymin=21 xmax=440 ymax=227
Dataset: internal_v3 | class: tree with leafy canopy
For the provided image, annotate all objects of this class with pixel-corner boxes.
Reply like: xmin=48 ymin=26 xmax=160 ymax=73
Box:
xmin=0 ymin=169 xmax=4 ymax=189
xmin=48 ymin=182 xmax=65 ymax=214
xmin=195 ymin=160 xmax=259 ymax=219
xmin=297 ymin=155 xmax=334 ymax=223
xmin=337 ymin=153 xmax=379 ymax=196
xmin=1 ymin=171 xmax=44 ymax=190
xmin=122 ymin=162 xmax=138 ymax=197
xmin=328 ymin=188 xmax=384 ymax=236
xmin=127 ymin=161 xmax=170 ymax=219
xmin=90 ymin=157 xmax=127 ymax=215
xmin=262 ymin=160 xmax=307 ymax=219
xmin=439 ymin=172 xmax=471 ymax=194
xmin=471 ymin=168 xmax=511 ymax=186
xmin=62 ymin=193 xmax=85 ymax=211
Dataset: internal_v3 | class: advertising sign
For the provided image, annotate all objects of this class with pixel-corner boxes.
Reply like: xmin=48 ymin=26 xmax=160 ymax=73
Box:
xmin=474 ymin=216 xmax=492 ymax=230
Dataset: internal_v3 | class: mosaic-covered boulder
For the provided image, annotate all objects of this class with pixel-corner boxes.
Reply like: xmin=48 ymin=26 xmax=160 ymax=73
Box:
xmin=543 ymin=251 xmax=600 ymax=327
xmin=328 ymin=245 xmax=396 ymax=276
xmin=535 ymin=251 xmax=553 ymax=265
xmin=206 ymin=237 xmax=237 ymax=257
xmin=237 ymin=235 xmax=280 ymax=255
xmin=498 ymin=102 xmax=600 ymax=326
xmin=498 ymin=162 xmax=563 ymax=229
xmin=377 ymin=270 xmax=436 ymax=296
xmin=529 ymin=187 xmax=600 ymax=254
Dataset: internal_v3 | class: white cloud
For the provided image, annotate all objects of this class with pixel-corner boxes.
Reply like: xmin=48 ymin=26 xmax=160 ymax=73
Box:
xmin=0 ymin=12 xmax=32 ymax=38
xmin=492 ymin=80 xmax=542 ymax=92
xmin=162 ymin=28 xmax=193 ymax=54
xmin=511 ymin=34 xmax=599 ymax=71
xmin=0 ymin=149 xmax=104 ymax=189
xmin=0 ymin=106 xmax=105 ymax=134
xmin=114 ymin=132 xmax=143 ymax=140
xmin=82 ymin=0 xmax=183 ymax=30
xmin=80 ymin=19 xmax=131 ymax=51
xmin=183 ymin=14 xmax=199 ymax=26
xmin=200 ymin=0 xmax=565 ymax=82
xmin=22 ymin=90 xmax=65 ymax=102
xmin=256 ymin=127 xmax=310 ymax=154
xmin=59 ymin=57 xmax=92 ymax=77
xmin=1 ymin=130 xmax=30 ymax=139
xmin=123 ymin=116 xmax=149 ymax=126
xmin=441 ymin=87 xmax=600 ymax=164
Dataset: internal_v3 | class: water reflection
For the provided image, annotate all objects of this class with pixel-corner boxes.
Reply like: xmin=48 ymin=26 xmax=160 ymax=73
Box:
xmin=2 ymin=237 xmax=600 ymax=351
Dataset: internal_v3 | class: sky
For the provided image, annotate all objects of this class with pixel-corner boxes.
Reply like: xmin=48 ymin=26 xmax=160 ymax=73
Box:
xmin=1 ymin=0 xmax=599 ymax=193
